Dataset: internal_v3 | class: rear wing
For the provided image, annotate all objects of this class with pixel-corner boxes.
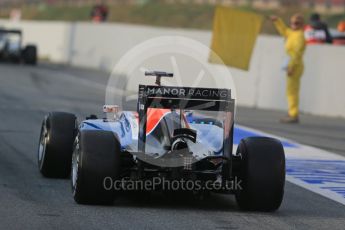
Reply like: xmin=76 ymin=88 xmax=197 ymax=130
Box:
xmin=137 ymin=85 xmax=235 ymax=157
xmin=0 ymin=29 xmax=23 ymax=45
xmin=0 ymin=29 xmax=22 ymax=35
xmin=138 ymin=85 xmax=234 ymax=112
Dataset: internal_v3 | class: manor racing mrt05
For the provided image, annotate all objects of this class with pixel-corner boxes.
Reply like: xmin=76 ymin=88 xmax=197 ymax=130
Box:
xmin=38 ymin=71 xmax=285 ymax=211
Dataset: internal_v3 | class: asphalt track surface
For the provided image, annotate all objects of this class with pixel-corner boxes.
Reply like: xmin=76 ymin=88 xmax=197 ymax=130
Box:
xmin=0 ymin=63 xmax=344 ymax=230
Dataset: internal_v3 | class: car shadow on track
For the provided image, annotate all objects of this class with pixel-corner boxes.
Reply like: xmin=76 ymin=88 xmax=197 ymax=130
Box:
xmin=112 ymin=191 xmax=241 ymax=212
xmin=108 ymin=182 xmax=345 ymax=218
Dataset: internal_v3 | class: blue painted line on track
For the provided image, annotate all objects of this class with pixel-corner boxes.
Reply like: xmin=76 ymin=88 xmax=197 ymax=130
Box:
xmin=287 ymin=159 xmax=345 ymax=198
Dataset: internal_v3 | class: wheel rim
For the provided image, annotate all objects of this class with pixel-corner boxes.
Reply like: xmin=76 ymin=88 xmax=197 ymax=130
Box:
xmin=38 ymin=125 xmax=48 ymax=170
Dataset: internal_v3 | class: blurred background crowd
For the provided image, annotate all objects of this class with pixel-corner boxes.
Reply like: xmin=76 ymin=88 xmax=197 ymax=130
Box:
xmin=0 ymin=0 xmax=344 ymax=36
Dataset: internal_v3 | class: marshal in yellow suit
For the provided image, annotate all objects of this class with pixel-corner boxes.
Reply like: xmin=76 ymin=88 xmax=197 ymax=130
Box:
xmin=274 ymin=17 xmax=306 ymax=119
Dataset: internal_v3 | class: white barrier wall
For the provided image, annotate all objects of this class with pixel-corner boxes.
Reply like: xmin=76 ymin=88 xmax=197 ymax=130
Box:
xmin=1 ymin=20 xmax=344 ymax=118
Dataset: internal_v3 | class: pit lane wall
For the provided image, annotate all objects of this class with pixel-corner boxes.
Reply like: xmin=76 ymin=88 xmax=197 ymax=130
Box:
xmin=1 ymin=19 xmax=344 ymax=118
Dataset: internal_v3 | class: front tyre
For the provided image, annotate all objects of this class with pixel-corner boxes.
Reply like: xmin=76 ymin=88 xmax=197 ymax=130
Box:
xmin=22 ymin=45 xmax=37 ymax=65
xmin=235 ymin=137 xmax=285 ymax=212
xmin=72 ymin=130 xmax=121 ymax=205
xmin=38 ymin=112 xmax=77 ymax=178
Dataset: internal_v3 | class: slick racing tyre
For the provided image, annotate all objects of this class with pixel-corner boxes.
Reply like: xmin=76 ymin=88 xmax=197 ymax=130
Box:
xmin=72 ymin=130 xmax=121 ymax=205
xmin=235 ymin=137 xmax=285 ymax=212
xmin=22 ymin=45 xmax=37 ymax=65
xmin=38 ymin=112 xmax=77 ymax=178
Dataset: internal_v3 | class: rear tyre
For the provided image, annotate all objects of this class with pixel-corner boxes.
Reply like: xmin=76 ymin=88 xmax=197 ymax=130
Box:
xmin=22 ymin=45 xmax=37 ymax=65
xmin=235 ymin=137 xmax=285 ymax=212
xmin=72 ymin=130 xmax=121 ymax=205
xmin=38 ymin=112 xmax=77 ymax=178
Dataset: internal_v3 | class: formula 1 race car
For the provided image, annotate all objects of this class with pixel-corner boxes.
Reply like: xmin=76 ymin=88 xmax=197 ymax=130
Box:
xmin=38 ymin=71 xmax=285 ymax=211
xmin=0 ymin=29 xmax=37 ymax=65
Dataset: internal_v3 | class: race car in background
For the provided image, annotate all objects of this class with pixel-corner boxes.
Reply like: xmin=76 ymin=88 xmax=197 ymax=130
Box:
xmin=0 ymin=29 xmax=37 ymax=65
xmin=37 ymin=71 xmax=286 ymax=211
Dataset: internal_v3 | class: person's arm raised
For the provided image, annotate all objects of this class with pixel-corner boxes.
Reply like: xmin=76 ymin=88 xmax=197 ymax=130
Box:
xmin=270 ymin=16 xmax=290 ymax=38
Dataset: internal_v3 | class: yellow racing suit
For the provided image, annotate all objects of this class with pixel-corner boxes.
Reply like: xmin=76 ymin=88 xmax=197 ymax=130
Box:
xmin=274 ymin=18 xmax=306 ymax=118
